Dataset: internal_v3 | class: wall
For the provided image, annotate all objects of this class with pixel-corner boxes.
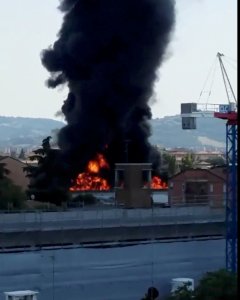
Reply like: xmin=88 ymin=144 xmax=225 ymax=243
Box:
xmin=0 ymin=157 xmax=29 ymax=191
xmin=168 ymin=169 xmax=225 ymax=207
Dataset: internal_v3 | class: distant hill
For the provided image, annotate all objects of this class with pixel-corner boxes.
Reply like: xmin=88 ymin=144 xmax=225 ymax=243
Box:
xmin=0 ymin=115 xmax=225 ymax=150
xmin=149 ymin=115 xmax=225 ymax=150
xmin=0 ymin=116 xmax=64 ymax=149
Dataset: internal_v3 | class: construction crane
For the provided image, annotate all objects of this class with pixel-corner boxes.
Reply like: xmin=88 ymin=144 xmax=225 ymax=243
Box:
xmin=180 ymin=52 xmax=238 ymax=273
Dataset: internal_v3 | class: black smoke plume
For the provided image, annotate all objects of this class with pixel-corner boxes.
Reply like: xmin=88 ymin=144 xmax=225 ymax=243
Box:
xmin=42 ymin=0 xmax=175 ymax=186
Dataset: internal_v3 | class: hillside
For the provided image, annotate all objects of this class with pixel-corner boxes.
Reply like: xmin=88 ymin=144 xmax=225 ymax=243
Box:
xmin=0 ymin=115 xmax=225 ymax=150
xmin=0 ymin=116 xmax=64 ymax=149
xmin=149 ymin=115 xmax=225 ymax=150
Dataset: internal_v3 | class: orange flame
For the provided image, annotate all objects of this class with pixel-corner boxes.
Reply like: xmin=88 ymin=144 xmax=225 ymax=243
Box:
xmin=70 ymin=155 xmax=167 ymax=191
xmin=150 ymin=176 xmax=168 ymax=189
xmin=70 ymin=154 xmax=110 ymax=191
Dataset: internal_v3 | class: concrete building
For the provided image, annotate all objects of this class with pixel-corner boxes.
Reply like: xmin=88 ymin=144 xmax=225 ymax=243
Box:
xmin=0 ymin=156 xmax=29 ymax=191
xmin=168 ymin=168 xmax=226 ymax=208
xmin=115 ymin=163 xmax=152 ymax=208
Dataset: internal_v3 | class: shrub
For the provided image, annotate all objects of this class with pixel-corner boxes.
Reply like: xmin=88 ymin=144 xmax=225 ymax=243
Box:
xmin=166 ymin=269 xmax=237 ymax=300
xmin=0 ymin=178 xmax=26 ymax=210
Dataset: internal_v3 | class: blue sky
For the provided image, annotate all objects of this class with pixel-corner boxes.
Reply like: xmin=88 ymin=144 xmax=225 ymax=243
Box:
xmin=0 ymin=0 xmax=237 ymax=119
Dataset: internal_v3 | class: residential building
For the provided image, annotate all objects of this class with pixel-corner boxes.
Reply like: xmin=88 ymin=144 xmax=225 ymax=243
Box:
xmin=0 ymin=156 xmax=29 ymax=191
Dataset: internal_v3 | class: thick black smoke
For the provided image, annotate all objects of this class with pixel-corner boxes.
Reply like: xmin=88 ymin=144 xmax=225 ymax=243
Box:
xmin=42 ymin=0 xmax=175 ymax=185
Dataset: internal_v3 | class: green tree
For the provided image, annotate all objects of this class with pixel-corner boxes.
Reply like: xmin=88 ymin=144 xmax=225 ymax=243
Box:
xmin=180 ymin=152 xmax=198 ymax=171
xmin=166 ymin=269 xmax=237 ymax=300
xmin=0 ymin=179 xmax=26 ymax=210
xmin=24 ymin=136 xmax=69 ymax=206
xmin=162 ymin=152 xmax=178 ymax=178
xmin=194 ymin=269 xmax=237 ymax=300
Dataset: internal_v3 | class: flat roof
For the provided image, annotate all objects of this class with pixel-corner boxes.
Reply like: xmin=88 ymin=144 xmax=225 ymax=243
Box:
xmin=4 ymin=291 xmax=38 ymax=296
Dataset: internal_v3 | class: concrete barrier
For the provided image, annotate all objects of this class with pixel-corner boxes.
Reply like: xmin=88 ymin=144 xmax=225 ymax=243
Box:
xmin=0 ymin=221 xmax=225 ymax=249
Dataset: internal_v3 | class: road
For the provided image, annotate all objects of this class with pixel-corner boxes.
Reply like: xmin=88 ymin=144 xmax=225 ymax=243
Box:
xmin=0 ymin=239 xmax=225 ymax=300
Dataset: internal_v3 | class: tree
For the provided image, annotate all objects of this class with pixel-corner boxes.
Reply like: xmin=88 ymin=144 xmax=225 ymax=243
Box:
xmin=162 ymin=152 xmax=178 ymax=178
xmin=166 ymin=269 xmax=237 ymax=300
xmin=24 ymin=137 xmax=69 ymax=206
xmin=194 ymin=269 xmax=237 ymax=300
xmin=180 ymin=152 xmax=198 ymax=171
xmin=0 ymin=179 xmax=26 ymax=210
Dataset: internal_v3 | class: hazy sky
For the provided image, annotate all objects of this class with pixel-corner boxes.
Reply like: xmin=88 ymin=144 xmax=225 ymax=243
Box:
xmin=0 ymin=0 xmax=237 ymax=120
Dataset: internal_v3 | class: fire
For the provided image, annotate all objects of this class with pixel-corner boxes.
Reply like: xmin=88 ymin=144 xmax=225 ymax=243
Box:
xmin=70 ymin=154 xmax=110 ymax=191
xmin=70 ymin=154 xmax=167 ymax=191
xmin=151 ymin=176 xmax=168 ymax=189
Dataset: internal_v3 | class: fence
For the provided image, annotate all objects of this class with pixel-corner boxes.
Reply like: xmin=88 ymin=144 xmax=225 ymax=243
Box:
xmin=169 ymin=194 xmax=226 ymax=208
xmin=0 ymin=205 xmax=225 ymax=233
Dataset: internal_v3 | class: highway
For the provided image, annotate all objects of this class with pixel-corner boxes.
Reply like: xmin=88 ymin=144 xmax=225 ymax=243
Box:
xmin=0 ymin=239 xmax=225 ymax=300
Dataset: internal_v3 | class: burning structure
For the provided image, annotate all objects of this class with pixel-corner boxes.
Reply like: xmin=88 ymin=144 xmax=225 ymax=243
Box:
xmin=40 ymin=0 xmax=175 ymax=194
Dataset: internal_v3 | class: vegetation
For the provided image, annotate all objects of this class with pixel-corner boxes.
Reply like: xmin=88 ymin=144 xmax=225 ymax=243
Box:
xmin=167 ymin=269 xmax=237 ymax=300
xmin=180 ymin=152 xmax=199 ymax=171
xmin=194 ymin=269 xmax=237 ymax=300
xmin=0 ymin=162 xmax=26 ymax=210
xmin=162 ymin=152 xmax=178 ymax=178
xmin=206 ymin=156 xmax=226 ymax=167
xmin=167 ymin=283 xmax=194 ymax=300
xmin=24 ymin=136 xmax=69 ymax=206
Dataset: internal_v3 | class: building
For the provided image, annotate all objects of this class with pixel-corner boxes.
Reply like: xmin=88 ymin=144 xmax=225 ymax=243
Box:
xmin=0 ymin=156 xmax=29 ymax=191
xmin=167 ymin=148 xmax=224 ymax=162
xmin=168 ymin=168 xmax=226 ymax=208
xmin=115 ymin=163 xmax=152 ymax=208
